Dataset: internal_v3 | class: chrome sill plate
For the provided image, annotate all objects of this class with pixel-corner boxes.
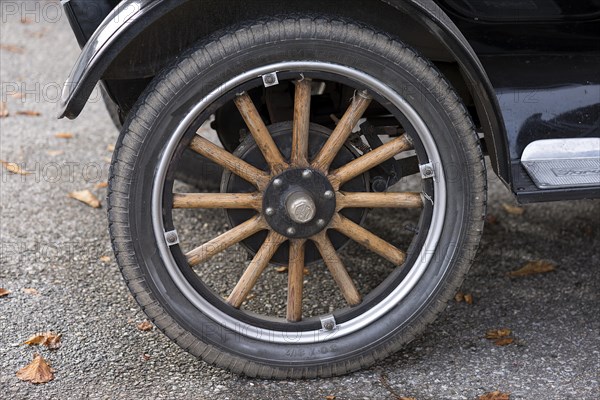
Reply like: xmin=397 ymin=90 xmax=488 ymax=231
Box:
xmin=521 ymin=138 xmax=600 ymax=189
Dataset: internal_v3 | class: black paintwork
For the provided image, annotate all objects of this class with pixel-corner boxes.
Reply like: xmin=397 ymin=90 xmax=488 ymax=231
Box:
xmin=59 ymin=0 xmax=511 ymax=190
xmin=439 ymin=0 xmax=600 ymax=203
xmin=61 ymin=0 xmax=600 ymax=203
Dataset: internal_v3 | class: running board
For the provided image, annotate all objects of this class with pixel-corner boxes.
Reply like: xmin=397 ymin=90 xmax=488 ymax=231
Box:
xmin=521 ymin=138 xmax=600 ymax=189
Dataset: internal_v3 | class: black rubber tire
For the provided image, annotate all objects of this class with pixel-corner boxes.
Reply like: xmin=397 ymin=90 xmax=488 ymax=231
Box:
xmin=108 ymin=17 xmax=486 ymax=378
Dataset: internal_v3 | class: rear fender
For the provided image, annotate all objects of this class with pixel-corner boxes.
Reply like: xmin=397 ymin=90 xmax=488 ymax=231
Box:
xmin=58 ymin=0 xmax=510 ymax=184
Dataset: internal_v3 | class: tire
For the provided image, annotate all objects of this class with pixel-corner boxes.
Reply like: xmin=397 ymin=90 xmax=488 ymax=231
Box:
xmin=108 ymin=17 xmax=486 ymax=378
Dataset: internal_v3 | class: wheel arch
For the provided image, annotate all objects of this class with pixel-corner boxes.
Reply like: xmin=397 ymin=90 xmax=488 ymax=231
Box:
xmin=58 ymin=0 xmax=510 ymax=182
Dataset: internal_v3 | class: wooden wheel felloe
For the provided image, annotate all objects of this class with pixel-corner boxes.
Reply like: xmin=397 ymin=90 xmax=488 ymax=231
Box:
xmin=176 ymin=77 xmax=421 ymax=322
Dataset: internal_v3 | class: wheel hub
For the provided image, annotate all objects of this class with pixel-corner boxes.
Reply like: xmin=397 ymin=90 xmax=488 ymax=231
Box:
xmin=263 ymin=168 xmax=336 ymax=238
xmin=223 ymin=121 xmax=368 ymax=264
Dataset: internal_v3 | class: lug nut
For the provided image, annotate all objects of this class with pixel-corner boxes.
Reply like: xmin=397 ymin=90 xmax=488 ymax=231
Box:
xmin=265 ymin=207 xmax=275 ymax=216
xmin=302 ymin=169 xmax=313 ymax=179
xmin=273 ymin=178 xmax=283 ymax=187
xmin=323 ymin=190 xmax=334 ymax=199
xmin=286 ymin=227 xmax=296 ymax=236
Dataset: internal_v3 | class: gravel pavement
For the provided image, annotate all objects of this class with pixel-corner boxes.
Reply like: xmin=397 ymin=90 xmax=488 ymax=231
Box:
xmin=1 ymin=4 xmax=599 ymax=399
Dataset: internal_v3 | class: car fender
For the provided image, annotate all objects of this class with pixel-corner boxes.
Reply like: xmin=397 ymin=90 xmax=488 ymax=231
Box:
xmin=58 ymin=0 xmax=510 ymax=183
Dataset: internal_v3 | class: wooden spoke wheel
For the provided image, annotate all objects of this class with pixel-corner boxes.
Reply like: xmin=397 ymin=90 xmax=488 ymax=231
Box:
xmin=108 ymin=18 xmax=486 ymax=378
xmin=175 ymin=85 xmax=420 ymax=321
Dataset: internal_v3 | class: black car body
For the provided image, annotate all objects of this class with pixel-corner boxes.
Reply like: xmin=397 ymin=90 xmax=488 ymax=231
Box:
xmin=60 ymin=0 xmax=600 ymax=202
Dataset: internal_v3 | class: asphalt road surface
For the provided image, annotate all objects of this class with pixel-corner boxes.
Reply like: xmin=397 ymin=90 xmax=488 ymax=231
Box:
xmin=1 ymin=4 xmax=599 ymax=399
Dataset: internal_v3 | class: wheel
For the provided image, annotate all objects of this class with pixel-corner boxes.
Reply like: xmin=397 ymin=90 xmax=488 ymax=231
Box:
xmin=108 ymin=17 xmax=486 ymax=378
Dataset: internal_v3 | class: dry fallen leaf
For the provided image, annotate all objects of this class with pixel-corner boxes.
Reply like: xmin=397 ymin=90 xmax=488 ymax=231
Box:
xmin=46 ymin=335 xmax=62 ymax=350
xmin=275 ymin=266 xmax=288 ymax=273
xmin=0 ymin=101 xmax=8 ymax=118
xmin=454 ymin=292 xmax=473 ymax=304
xmin=55 ymin=132 xmax=73 ymax=139
xmin=502 ymin=203 xmax=525 ymax=215
xmin=68 ymin=190 xmax=101 ymax=208
xmin=485 ymin=329 xmax=515 ymax=346
xmin=509 ymin=260 xmax=556 ymax=277
xmin=142 ymin=354 xmax=151 ymax=361
xmin=16 ymin=110 xmax=41 ymax=117
xmin=303 ymin=268 xmax=310 ymax=276
xmin=107 ymin=144 xmax=115 ymax=152
xmin=24 ymin=332 xmax=62 ymax=350
xmin=99 ymin=256 xmax=111 ymax=263
xmin=22 ymin=288 xmax=40 ymax=296
xmin=95 ymin=182 xmax=108 ymax=189
xmin=493 ymin=337 xmax=514 ymax=346
xmin=16 ymin=353 xmax=55 ymax=384
xmin=485 ymin=329 xmax=512 ymax=339
xmin=137 ymin=320 xmax=153 ymax=332
xmin=24 ymin=334 xmax=47 ymax=346
xmin=478 ymin=390 xmax=510 ymax=400
xmin=325 ymin=396 xmax=336 ymax=400
xmin=0 ymin=288 xmax=11 ymax=297
xmin=46 ymin=150 xmax=64 ymax=157
xmin=0 ymin=44 xmax=25 ymax=54
xmin=0 ymin=160 xmax=31 ymax=175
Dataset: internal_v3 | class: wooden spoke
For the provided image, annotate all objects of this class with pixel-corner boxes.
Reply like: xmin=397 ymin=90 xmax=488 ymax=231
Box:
xmin=227 ymin=231 xmax=287 ymax=308
xmin=286 ymin=239 xmax=306 ymax=322
xmin=331 ymin=214 xmax=406 ymax=266
xmin=329 ymin=134 xmax=412 ymax=189
xmin=291 ymin=79 xmax=312 ymax=167
xmin=186 ymin=216 xmax=266 ymax=266
xmin=173 ymin=192 xmax=262 ymax=210
xmin=189 ymin=135 xmax=269 ymax=189
xmin=234 ymin=92 xmax=288 ymax=173
xmin=312 ymin=231 xmax=361 ymax=306
xmin=311 ymin=91 xmax=372 ymax=172
xmin=336 ymin=191 xmax=423 ymax=210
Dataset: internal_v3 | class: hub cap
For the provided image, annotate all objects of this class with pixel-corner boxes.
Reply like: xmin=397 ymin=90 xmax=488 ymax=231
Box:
xmin=286 ymin=190 xmax=316 ymax=224
xmin=263 ymin=168 xmax=336 ymax=238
